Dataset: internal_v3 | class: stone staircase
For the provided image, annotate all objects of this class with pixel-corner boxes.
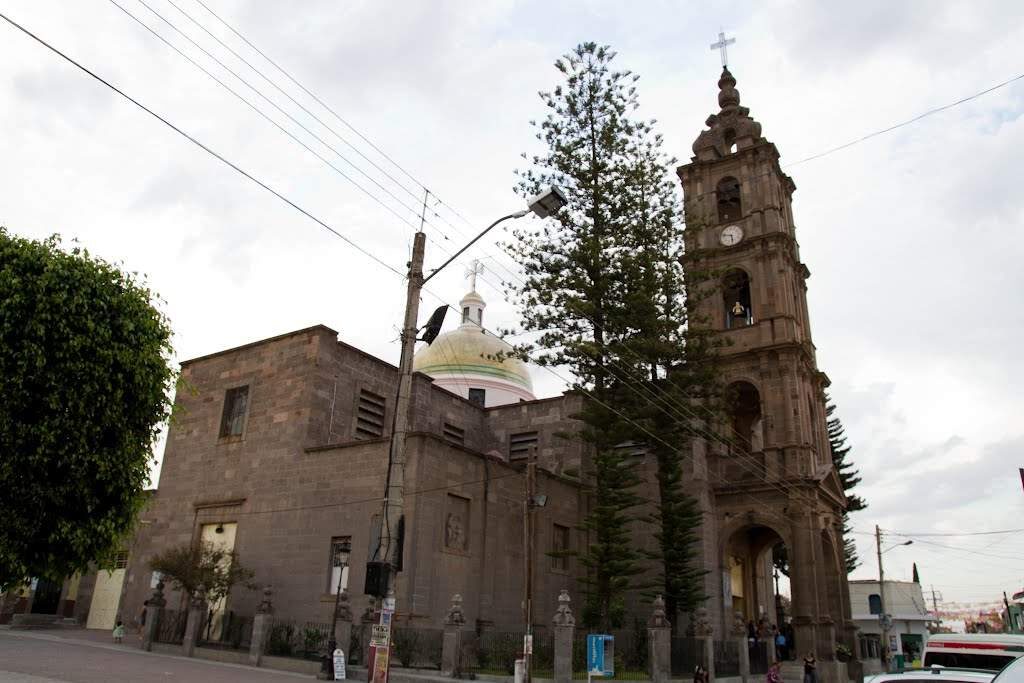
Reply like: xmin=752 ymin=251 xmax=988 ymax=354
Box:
xmin=780 ymin=661 xmax=804 ymax=683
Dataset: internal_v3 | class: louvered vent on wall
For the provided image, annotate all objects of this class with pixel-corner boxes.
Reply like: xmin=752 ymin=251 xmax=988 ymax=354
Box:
xmin=355 ymin=389 xmax=386 ymax=439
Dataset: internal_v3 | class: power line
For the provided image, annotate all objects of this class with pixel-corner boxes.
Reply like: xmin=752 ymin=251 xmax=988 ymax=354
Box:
xmin=888 ymin=528 xmax=1024 ymax=538
xmin=111 ymin=0 xmax=431 ymax=232
xmin=786 ymin=72 xmax=1024 ymax=168
xmin=0 ymin=10 xmax=404 ymax=280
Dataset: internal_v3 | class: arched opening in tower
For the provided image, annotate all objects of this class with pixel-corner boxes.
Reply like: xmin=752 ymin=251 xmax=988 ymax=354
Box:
xmin=723 ymin=269 xmax=753 ymax=329
xmin=716 ymin=176 xmax=742 ymax=223
xmin=726 ymin=380 xmax=763 ymax=454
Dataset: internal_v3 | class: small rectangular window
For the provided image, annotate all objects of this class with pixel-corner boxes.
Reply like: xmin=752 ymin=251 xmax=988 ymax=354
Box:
xmin=328 ymin=536 xmax=352 ymax=594
xmin=468 ymin=388 xmax=486 ymax=407
xmin=355 ymin=389 xmax=386 ymax=439
xmin=113 ymin=550 xmax=129 ymax=570
xmin=509 ymin=431 xmax=539 ymax=460
xmin=443 ymin=422 xmax=465 ymax=446
xmin=219 ymin=386 xmax=249 ymax=437
xmin=551 ymin=524 xmax=570 ymax=571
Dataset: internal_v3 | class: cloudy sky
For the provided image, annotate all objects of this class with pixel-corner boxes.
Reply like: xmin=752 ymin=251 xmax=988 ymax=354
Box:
xmin=2 ymin=0 xmax=1022 ymax=606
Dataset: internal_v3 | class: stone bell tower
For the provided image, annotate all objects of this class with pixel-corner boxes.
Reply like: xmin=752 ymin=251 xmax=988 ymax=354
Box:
xmin=678 ymin=65 xmax=858 ymax=680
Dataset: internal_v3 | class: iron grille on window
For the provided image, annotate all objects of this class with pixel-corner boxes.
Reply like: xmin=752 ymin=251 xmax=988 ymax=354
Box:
xmin=114 ymin=551 xmax=129 ymax=569
xmin=355 ymin=389 xmax=386 ymax=439
xmin=467 ymin=388 xmax=486 ymax=407
xmin=443 ymin=422 xmax=465 ymax=446
xmin=329 ymin=536 xmax=352 ymax=594
xmin=219 ymin=386 xmax=249 ymax=437
xmin=509 ymin=431 xmax=539 ymax=460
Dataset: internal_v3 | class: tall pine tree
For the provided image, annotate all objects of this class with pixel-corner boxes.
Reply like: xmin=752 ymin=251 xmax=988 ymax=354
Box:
xmin=826 ymin=396 xmax=866 ymax=572
xmin=507 ymin=42 xmax=718 ymax=629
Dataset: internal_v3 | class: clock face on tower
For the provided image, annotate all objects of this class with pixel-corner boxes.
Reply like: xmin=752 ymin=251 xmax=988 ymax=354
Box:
xmin=720 ymin=225 xmax=744 ymax=246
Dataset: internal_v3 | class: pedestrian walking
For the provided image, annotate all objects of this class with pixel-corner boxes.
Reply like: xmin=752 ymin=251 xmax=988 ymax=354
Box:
xmin=767 ymin=660 xmax=782 ymax=683
xmin=694 ymin=664 xmax=709 ymax=683
xmin=803 ymin=652 xmax=817 ymax=683
xmin=113 ymin=620 xmax=125 ymax=643
xmin=775 ymin=628 xmax=787 ymax=661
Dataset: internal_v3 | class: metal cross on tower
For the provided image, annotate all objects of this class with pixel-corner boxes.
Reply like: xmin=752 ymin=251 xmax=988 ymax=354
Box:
xmin=710 ymin=30 xmax=736 ymax=67
xmin=465 ymin=259 xmax=484 ymax=291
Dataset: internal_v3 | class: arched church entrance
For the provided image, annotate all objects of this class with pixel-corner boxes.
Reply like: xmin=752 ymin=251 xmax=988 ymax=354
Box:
xmin=723 ymin=522 xmax=794 ymax=673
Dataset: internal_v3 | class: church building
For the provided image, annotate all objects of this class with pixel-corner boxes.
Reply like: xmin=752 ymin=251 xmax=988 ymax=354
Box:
xmin=54 ymin=64 xmax=856 ymax=680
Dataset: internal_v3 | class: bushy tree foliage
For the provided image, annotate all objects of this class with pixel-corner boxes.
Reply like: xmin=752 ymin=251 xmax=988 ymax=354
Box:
xmin=0 ymin=228 xmax=174 ymax=588
xmin=149 ymin=542 xmax=256 ymax=606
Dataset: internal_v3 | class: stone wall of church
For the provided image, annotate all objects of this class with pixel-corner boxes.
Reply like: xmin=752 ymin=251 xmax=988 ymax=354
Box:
xmin=114 ymin=325 xmax=585 ymax=632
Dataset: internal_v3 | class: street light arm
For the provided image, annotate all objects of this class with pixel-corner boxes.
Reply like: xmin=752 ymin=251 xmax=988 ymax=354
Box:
xmin=422 ymin=210 xmax=529 ymax=285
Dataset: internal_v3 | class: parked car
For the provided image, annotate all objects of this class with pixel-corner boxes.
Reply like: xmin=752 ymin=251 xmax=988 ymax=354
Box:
xmin=864 ymin=668 xmax=996 ymax=683
xmin=923 ymin=634 xmax=1024 ymax=671
xmin=993 ymin=657 xmax=1024 ymax=683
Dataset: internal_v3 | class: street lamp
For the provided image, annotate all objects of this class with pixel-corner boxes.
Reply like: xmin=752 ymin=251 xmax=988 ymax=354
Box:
xmin=378 ymin=185 xmax=566 ymax=577
xmin=876 ymin=528 xmax=913 ymax=671
xmin=372 ymin=186 xmax=566 ymax=683
xmin=321 ymin=538 xmax=352 ymax=680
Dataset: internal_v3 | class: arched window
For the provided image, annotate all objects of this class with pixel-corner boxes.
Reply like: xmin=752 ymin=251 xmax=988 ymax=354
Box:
xmin=723 ymin=269 xmax=753 ymax=329
xmin=726 ymin=381 xmax=763 ymax=454
xmin=717 ymin=176 xmax=742 ymax=223
xmin=868 ymin=594 xmax=882 ymax=615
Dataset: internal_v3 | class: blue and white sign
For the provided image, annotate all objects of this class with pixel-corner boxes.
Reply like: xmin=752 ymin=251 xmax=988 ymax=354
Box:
xmin=586 ymin=634 xmax=615 ymax=678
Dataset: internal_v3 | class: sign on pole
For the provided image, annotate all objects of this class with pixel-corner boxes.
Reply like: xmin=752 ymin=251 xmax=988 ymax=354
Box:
xmin=373 ymin=645 xmax=391 ymax=683
xmin=524 ymin=634 xmax=533 ymax=655
xmin=586 ymin=634 xmax=615 ymax=678
xmin=370 ymin=625 xmax=391 ymax=648
xmin=333 ymin=648 xmax=346 ymax=680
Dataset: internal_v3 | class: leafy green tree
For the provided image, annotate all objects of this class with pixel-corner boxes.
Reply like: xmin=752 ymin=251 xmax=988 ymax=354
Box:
xmin=149 ymin=542 xmax=256 ymax=606
xmin=0 ymin=228 xmax=174 ymax=589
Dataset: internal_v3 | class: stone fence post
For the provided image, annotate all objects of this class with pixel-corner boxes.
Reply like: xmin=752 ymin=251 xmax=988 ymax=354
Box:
xmin=732 ymin=612 xmax=750 ymax=683
xmin=141 ymin=581 xmax=166 ymax=652
xmin=182 ymin=593 xmax=206 ymax=658
xmin=442 ymin=594 xmax=467 ymax=677
xmin=552 ymin=589 xmax=576 ymax=683
xmin=360 ymin=599 xmax=377 ymax=666
xmin=250 ymin=586 xmax=273 ymax=667
xmin=693 ymin=608 xmax=715 ymax=682
xmin=647 ymin=596 xmax=671 ymax=683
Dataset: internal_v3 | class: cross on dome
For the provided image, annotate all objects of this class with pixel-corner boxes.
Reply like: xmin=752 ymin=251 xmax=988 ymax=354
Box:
xmin=710 ymin=30 xmax=736 ymax=68
xmin=465 ymin=259 xmax=485 ymax=292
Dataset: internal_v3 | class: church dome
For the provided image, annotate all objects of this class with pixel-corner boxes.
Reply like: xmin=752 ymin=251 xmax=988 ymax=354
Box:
xmin=413 ymin=285 xmax=535 ymax=407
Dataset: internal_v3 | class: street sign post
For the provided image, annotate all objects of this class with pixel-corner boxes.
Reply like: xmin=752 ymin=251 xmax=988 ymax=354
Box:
xmin=586 ymin=634 xmax=615 ymax=682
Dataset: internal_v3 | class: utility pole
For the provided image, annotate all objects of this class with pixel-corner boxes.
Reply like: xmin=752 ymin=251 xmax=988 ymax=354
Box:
xmin=1004 ymin=592 xmax=1012 ymax=633
xmin=380 ymin=230 xmax=426 ymax=603
xmin=523 ymin=445 xmax=537 ymax=683
xmin=930 ymin=586 xmax=943 ymax=631
xmin=876 ymin=525 xmax=889 ymax=668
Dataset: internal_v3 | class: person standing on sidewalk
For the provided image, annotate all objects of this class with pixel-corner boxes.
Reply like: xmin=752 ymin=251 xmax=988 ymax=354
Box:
xmin=767 ymin=660 xmax=782 ymax=683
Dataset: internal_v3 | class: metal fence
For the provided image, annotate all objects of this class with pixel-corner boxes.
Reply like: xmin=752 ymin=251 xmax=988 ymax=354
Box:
xmin=750 ymin=641 xmax=770 ymax=674
xmin=154 ymin=609 xmax=187 ymax=645
xmin=469 ymin=630 xmax=526 ymax=675
xmin=714 ymin=640 xmax=740 ymax=677
xmin=391 ymin=627 xmax=444 ymax=669
xmin=670 ymin=636 xmax=705 ymax=677
xmin=197 ymin=610 xmax=254 ymax=651
xmin=264 ymin=619 xmax=332 ymax=660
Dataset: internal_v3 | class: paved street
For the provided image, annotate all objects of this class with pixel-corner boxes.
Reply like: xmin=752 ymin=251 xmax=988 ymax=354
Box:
xmin=0 ymin=630 xmax=309 ymax=682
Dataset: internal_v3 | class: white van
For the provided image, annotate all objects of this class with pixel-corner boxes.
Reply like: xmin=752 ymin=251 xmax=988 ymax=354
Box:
xmin=922 ymin=634 xmax=1024 ymax=671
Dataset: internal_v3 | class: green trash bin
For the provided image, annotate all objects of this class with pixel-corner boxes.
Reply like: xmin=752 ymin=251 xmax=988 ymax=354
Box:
xmin=894 ymin=654 xmax=906 ymax=672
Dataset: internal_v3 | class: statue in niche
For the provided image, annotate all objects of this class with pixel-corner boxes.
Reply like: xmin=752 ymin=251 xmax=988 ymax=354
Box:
xmin=445 ymin=513 xmax=466 ymax=550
